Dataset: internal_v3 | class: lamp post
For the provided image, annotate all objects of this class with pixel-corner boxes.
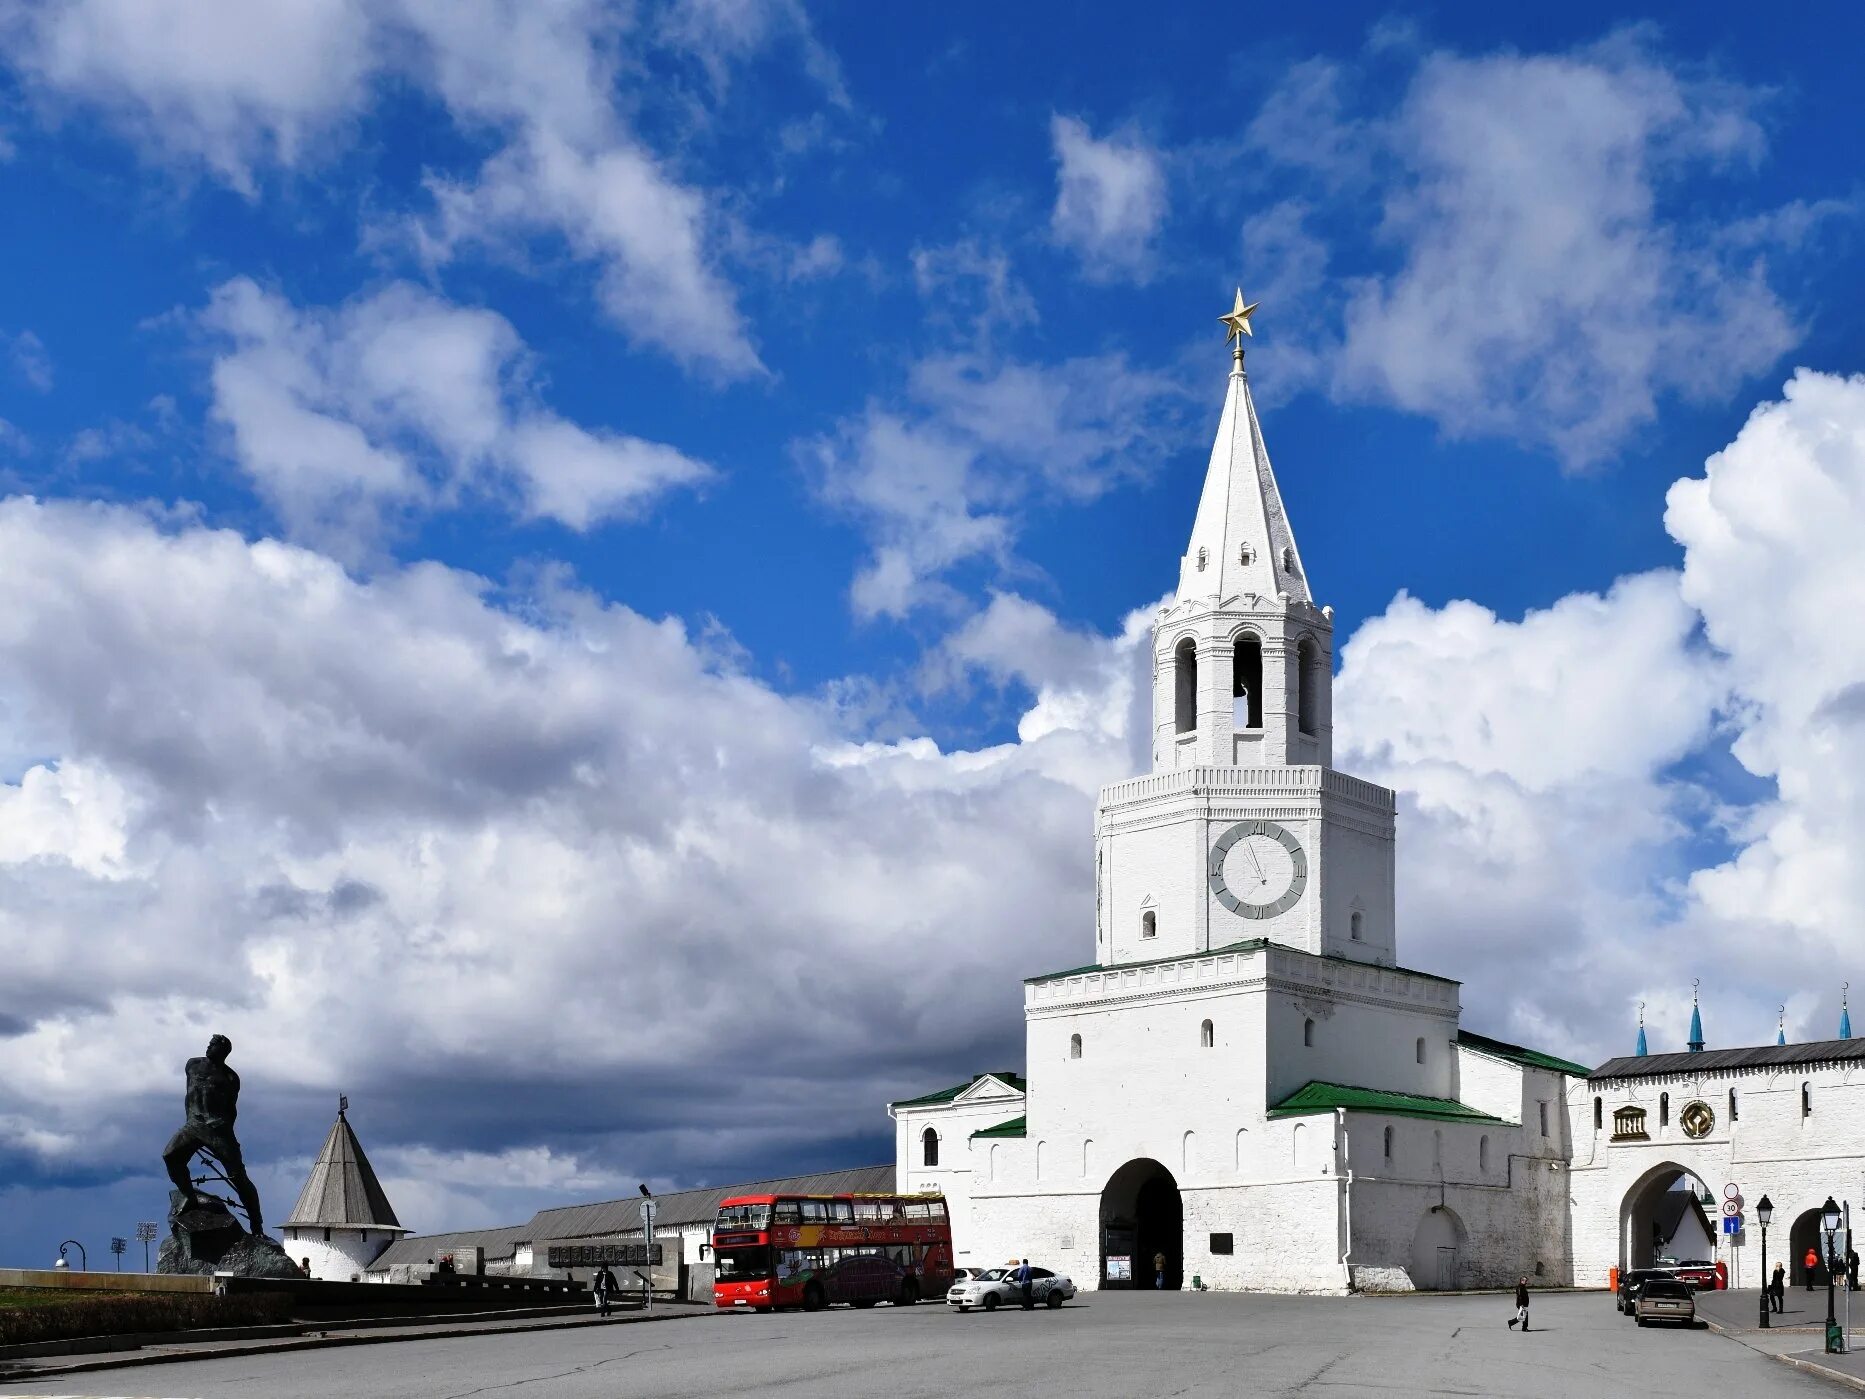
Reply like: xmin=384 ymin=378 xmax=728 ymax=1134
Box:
xmin=1758 ymin=1195 xmax=1775 ymax=1328
xmin=135 ymin=1221 xmax=158 ymax=1272
xmin=1824 ymin=1195 xmax=1844 ymax=1354
xmin=56 ymin=1239 xmax=87 ymax=1272
xmin=638 ymin=1184 xmax=655 ymax=1316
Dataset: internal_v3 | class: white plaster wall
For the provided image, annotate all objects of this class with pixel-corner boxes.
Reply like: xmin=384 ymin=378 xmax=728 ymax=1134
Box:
xmin=1262 ymin=964 xmax=1461 ymax=1105
xmin=282 ymin=1226 xmax=391 ymax=1281
xmin=893 ymin=1079 xmax=1027 ymax=1260
xmin=1316 ymin=813 xmax=1395 ymax=965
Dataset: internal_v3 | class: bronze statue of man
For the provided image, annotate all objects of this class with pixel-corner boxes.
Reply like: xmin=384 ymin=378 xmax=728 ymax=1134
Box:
xmin=162 ymin=1034 xmax=266 ymax=1237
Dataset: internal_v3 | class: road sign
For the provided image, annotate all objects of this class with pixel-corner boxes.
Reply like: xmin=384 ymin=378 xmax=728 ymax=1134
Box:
xmin=1724 ymin=1200 xmax=1742 ymax=1217
xmin=1724 ymin=1216 xmax=1742 ymax=1235
xmin=1725 ymin=1182 xmax=1742 ymax=1200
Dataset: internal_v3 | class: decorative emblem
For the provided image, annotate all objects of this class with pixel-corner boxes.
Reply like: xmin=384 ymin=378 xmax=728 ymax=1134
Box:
xmin=1610 ymin=1105 xmax=1649 ymax=1141
xmin=1680 ymin=1101 xmax=1715 ymax=1139
xmin=1208 ymin=819 xmax=1307 ymax=919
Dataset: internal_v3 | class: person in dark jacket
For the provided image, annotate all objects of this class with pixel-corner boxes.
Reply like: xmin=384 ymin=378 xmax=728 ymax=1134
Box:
xmin=1014 ymin=1258 xmax=1034 ymax=1310
xmin=1848 ymin=1247 xmax=1859 ymax=1290
xmin=1772 ymin=1261 xmax=1787 ymax=1312
xmin=1507 ymin=1278 xmax=1530 ymax=1331
xmin=593 ymin=1265 xmax=619 ymax=1317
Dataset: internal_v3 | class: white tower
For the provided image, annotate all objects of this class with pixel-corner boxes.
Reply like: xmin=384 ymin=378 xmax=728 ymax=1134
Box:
xmin=282 ymin=1097 xmax=409 ymax=1281
xmin=1096 ymin=292 xmax=1396 ymax=968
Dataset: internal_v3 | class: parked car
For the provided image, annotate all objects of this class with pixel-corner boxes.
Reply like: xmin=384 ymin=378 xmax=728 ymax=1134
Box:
xmin=946 ymin=1266 xmax=1077 ymax=1312
xmin=1634 ymin=1277 xmax=1696 ymax=1327
xmin=1663 ymin=1259 xmax=1718 ymax=1290
xmin=1617 ymin=1269 xmax=1671 ymax=1315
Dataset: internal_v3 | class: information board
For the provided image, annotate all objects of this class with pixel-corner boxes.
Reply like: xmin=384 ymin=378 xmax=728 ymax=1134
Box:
xmin=546 ymin=1243 xmax=663 ymax=1268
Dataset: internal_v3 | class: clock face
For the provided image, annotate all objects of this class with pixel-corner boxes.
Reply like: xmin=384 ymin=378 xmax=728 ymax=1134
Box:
xmin=1209 ymin=819 xmax=1307 ymax=919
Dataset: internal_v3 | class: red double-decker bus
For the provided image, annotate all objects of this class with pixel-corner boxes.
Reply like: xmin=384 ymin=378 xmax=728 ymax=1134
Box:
xmin=712 ymin=1192 xmax=954 ymax=1311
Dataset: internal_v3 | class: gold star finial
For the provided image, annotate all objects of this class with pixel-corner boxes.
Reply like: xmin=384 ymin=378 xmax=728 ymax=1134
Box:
xmin=1219 ymin=287 xmax=1260 ymax=348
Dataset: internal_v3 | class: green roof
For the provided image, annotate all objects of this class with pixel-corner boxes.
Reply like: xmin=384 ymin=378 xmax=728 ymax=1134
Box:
xmin=1267 ymin=1081 xmax=1509 ymax=1125
xmin=970 ymin=1116 xmax=1027 ymax=1139
xmin=1023 ymin=941 xmax=1459 ymax=988
xmin=1458 ymin=1029 xmax=1591 ymax=1080
xmin=889 ymin=1072 xmax=1025 ymax=1109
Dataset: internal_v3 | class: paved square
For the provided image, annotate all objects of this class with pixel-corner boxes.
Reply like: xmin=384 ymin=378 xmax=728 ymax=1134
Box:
xmin=0 ymin=1291 xmax=1844 ymax=1398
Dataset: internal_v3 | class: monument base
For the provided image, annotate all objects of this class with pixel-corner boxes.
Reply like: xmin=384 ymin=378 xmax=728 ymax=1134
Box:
xmin=157 ymin=1190 xmax=304 ymax=1279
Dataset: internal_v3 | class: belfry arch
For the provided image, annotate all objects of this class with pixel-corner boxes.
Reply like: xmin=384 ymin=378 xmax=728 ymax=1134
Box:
xmin=1618 ymin=1160 xmax=1714 ymax=1273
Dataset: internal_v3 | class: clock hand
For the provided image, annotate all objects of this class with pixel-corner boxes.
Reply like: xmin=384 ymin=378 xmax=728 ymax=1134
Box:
xmin=1242 ymin=840 xmax=1266 ymax=883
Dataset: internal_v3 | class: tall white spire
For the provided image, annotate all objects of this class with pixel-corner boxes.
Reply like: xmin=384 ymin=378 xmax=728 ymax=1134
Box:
xmin=1176 ymin=290 xmax=1310 ymax=606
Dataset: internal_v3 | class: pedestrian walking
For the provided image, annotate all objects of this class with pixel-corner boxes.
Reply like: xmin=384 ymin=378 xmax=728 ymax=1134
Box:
xmin=1848 ymin=1246 xmax=1860 ymax=1290
xmin=1154 ymin=1251 xmax=1166 ymax=1290
xmin=1771 ymin=1261 xmax=1786 ymax=1313
xmin=1806 ymin=1246 xmax=1820 ymax=1291
xmin=1506 ymin=1278 xmax=1530 ymax=1332
xmin=593 ymin=1264 xmax=619 ymax=1317
xmin=1014 ymin=1258 xmax=1034 ymax=1310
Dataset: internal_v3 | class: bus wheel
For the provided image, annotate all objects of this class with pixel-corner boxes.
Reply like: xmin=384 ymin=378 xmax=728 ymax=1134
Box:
xmin=982 ymin=1293 xmax=999 ymax=1312
xmin=802 ymin=1284 xmax=826 ymax=1312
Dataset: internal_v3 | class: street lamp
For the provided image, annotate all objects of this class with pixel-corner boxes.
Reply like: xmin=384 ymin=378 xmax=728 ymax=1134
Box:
xmin=56 ymin=1239 xmax=87 ymax=1271
xmin=1824 ymin=1195 xmax=1844 ymax=1354
xmin=1758 ymin=1195 xmax=1775 ymax=1328
xmin=638 ymin=1184 xmax=655 ymax=1316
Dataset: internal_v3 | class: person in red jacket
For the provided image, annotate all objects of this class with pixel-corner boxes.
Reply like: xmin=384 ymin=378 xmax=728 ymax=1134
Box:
xmin=1807 ymin=1246 xmax=1821 ymax=1291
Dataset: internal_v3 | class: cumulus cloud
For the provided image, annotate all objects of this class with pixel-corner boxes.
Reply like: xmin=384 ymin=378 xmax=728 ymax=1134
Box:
xmin=2 ymin=0 xmax=764 ymax=376
xmin=1049 ymin=115 xmax=1168 ymax=282
xmin=201 ymin=277 xmax=710 ymax=555
xmin=1245 ymin=33 xmax=1806 ymax=466
xmin=5 ymin=329 xmax=53 ymax=392
xmin=0 ymin=495 xmax=1131 ymax=1247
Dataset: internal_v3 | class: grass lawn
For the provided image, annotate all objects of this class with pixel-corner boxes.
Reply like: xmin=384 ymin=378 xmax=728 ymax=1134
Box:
xmin=0 ymin=1287 xmax=128 ymax=1310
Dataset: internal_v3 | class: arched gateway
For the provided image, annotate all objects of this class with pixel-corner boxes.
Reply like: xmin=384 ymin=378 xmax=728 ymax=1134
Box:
xmin=1619 ymin=1160 xmax=1714 ymax=1273
xmin=1101 ymin=1158 xmax=1182 ymax=1290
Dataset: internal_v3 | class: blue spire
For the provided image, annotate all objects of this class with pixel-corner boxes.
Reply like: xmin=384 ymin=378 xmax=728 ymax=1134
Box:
xmin=1687 ymin=980 xmax=1704 ymax=1053
xmin=1778 ymin=1006 xmax=1787 ymax=1047
xmin=1842 ymin=983 xmax=1852 ymax=1041
xmin=1636 ymin=1001 xmax=1648 ymax=1057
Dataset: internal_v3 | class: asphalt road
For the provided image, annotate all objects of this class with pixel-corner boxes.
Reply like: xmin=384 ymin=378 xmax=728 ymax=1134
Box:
xmin=0 ymin=1290 xmax=1840 ymax=1398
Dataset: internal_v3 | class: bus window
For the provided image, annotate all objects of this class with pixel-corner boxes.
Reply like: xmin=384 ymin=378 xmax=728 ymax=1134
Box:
xmin=714 ymin=1244 xmax=771 ymax=1281
xmin=800 ymin=1199 xmax=827 ymax=1224
xmin=904 ymin=1201 xmax=931 ymax=1220
xmin=853 ymin=1199 xmax=882 ymax=1222
xmin=929 ymin=1200 xmax=948 ymax=1221
xmin=772 ymin=1199 xmax=801 ymax=1224
xmin=829 ymin=1199 xmax=854 ymax=1223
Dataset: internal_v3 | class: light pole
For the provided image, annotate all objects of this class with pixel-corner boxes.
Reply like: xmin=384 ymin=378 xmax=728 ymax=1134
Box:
xmin=1758 ymin=1195 xmax=1775 ymax=1328
xmin=1824 ymin=1195 xmax=1843 ymax=1354
xmin=110 ymin=1237 xmax=126 ymax=1270
xmin=135 ymin=1221 xmax=158 ymax=1272
xmin=56 ymin=1239 xmax=87 ymax=1271
xmin=639 ymin=1184 xmax=655 ymax=1315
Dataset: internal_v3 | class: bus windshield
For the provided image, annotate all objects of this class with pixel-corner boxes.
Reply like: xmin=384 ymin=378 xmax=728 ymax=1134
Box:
xmin=716 ymin=1203 xmax=771 ymax=1231
xmin=714 ymin=1245 xmax=771 ymax=1281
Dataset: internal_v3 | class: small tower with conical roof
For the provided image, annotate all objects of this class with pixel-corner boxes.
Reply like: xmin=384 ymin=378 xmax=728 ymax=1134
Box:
xmin=1687 ymin=981 xmax=1705 ymax=1054
xmin=282 ymin=1097 xmax=409 ymax=1281
xmin=1842 ymin=984 xmax=1852 ymax=1041
xmin=1636 ymin=1002 xmax=1648 ymax=1057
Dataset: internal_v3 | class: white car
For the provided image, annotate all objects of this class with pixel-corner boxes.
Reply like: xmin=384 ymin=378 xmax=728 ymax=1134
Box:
xmin=946 ymin=1265 xmax=1076 ymax=1312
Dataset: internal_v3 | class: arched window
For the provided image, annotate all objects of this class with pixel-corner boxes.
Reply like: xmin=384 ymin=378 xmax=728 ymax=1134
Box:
xmin=1350 ymin=911 xmax=1363 ymax=941
xmin=1200 ymin=1019 xmax=1215 ymax=1049
xmin=1303 ymin=1018 xmax=1315 ymax=1048
xmin=1593 ymin=1096 xmax=1602 ymax=1131
xmin=1282 ymin=546 xmax=1296 ymax=574
xmin=1415 ymin=1037 xmax=1426 ymax=1065
xmin=1296 ymin=638 xmax=1320 ymax=736
xmin=1382 ymin=1126 xmax=1393 ymax=1160
xmin=1729 ymin=1088 xmax=1738 ymax=1122
xmin=1173 ymin=638 xmax=1197 ymax=734
xmin=1232 ymin=634 xmax=1263 ymax=729
xmin=1659 ymin=1092 xmax=1669 ymax=1128
xmin=1035 ymin=1140 xmax=1045 ymax=1180
xmin=1479 ymin=1136 xmax=1490 ymax=1171
xmin=1069 ymin=1033 xmax=1082 ymax=1060
xmin=1141 ymin=910 xmax=1156 ymax=940
xmin=1803 ymin=1081 xmax=1812 ymax=1118
xmin=921 ymin=1128 xmax=939 ymax=1167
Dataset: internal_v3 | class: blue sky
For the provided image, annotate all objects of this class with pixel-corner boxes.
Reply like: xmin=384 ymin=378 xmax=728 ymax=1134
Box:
xmin=2 ymin=1 xmax=1864 ymax=1265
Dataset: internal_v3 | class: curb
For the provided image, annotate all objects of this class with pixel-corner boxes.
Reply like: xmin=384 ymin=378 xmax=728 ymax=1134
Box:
xmin=1701 ymin=1312 xmax=1865 ymax=1391
xmin=1770 ymin=1352 xmax=1865 ymax=1394
xmin=0 ymin=1306 xmax=707 ymax=1384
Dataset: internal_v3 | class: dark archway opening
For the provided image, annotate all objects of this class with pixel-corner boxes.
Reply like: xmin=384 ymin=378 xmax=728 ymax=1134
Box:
xmin=1100 ymin=1158 xmax=1182 ymax=1290
xmin=1619 ymin=1163 xmax=1713 ymax=1273
xmin=1790 ymin=1208 xmax=1835 ymax=1289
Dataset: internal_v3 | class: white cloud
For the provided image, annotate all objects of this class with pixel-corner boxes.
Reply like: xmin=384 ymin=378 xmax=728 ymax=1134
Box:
xmin=201 ymin=278 xmax=711 ymax=555
xmin=1049 ymin=114 xmax=1168 ymax=283
xmin=2 ymin=1 xmax=764 ymax=377
xmin=804 ymin=351 xmax=1189 ymax=619
xmin=5 ymin=329 xmax=53 ymax=392
xmin=1247 ymin=35 xmax=1804 ymax=466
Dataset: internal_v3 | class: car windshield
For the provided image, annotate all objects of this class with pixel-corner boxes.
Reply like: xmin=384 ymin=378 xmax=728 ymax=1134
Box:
xmin=980 ymin=1268 xmax=1009 ymax=1281
xmin=1643 ymin=1280 xmax=1689 ymax=1298
xmin=716 ymin=1203 xmax=771 ymax=1231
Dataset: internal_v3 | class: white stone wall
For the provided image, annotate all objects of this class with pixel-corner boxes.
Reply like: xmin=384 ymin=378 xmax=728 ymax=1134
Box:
xmin=1567 ymin=1060 xmax=1865 ymax=1289
xmin=282 ymin=1226 xmax=392 ymax=1281
xmin=891 ymin=1076 xmax=1027 ymax=1260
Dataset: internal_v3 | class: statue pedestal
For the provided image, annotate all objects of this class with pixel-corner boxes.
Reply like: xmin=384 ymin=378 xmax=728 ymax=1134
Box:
xmin=157 ymin=1190 xmax=304 ymax=1279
